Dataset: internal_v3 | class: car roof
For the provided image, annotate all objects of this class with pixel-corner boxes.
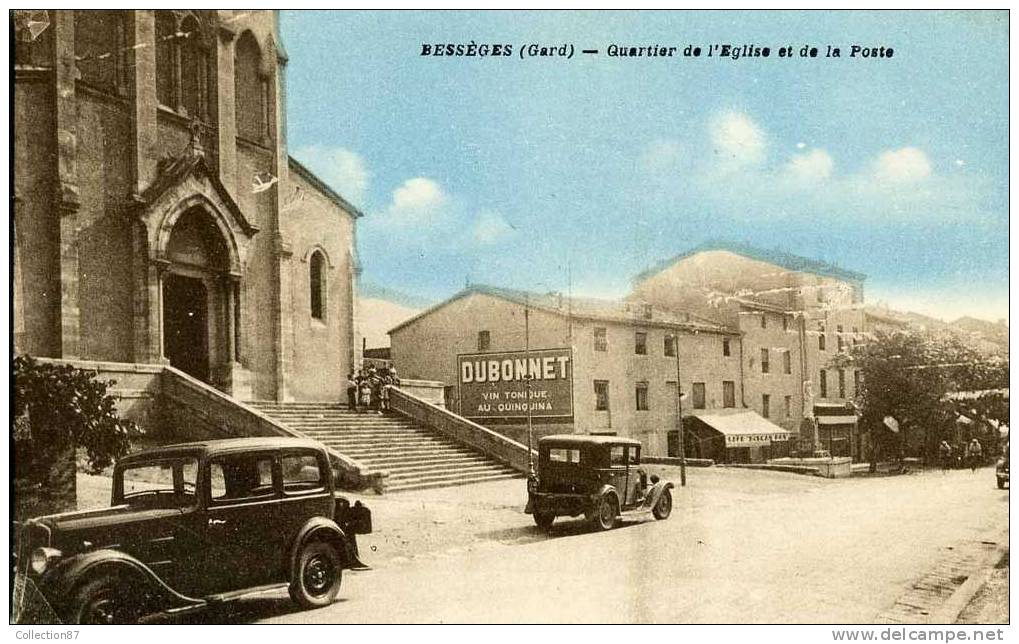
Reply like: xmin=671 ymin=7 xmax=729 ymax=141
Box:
xmin=539 ymin=434 xmax=643 ymax=448
xmin=118 ymin=437 xmax=326 ymax=465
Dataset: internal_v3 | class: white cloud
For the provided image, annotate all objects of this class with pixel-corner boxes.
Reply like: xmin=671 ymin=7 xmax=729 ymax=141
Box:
xmin=292 ymin=145 xmax=369 ymax=206
xmin=872 ymin=147 xmax=932 ymax=183
xmin=472 ymin=210 xmax=516 ymax=244
xmin=383 ymin=177 xmax=448 ymax=222
xmin=709 ymin=111 xmax=766 ymax=165
xmin=785 ymin=148 xmax=834 ymax=182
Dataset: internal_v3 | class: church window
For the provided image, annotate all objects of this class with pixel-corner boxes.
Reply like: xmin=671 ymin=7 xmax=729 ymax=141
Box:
xmin=309 ymin=251 xmax=326 ymax=321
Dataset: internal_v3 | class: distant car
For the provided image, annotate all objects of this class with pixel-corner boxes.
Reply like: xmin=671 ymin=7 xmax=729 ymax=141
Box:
xmin=525 ymin=435 xmax=674 ymax=531
xmin=996 ymin=453 xmax=1009 ymax=489
xmin=13 ymin=438 xmax=372 ymax=624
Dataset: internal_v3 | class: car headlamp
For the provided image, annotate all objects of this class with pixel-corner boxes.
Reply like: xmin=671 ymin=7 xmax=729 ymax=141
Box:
xmin=29 ymin=547 xmax=61 ymax=575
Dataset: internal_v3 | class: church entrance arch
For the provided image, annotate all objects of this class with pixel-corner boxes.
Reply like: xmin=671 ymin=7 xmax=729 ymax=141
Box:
xmin=161 ymin=206 xmax=233 ymax=384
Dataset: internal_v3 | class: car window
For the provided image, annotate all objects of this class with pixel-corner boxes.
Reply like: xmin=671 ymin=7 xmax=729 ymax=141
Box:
xmin=610 ymin=446 xmax=627 ymax=466
xmin=282 ymin=453 xmax=324 ymax=493
xmin=120 ymin=458 xmax=199 ymax=508
xmin=209 ymin=454 xmax=275 ymax=502
xmin=548 ymin=448 xmax=580 ymax=464
xmin=628 ymin=447 xmax=640 ymax=465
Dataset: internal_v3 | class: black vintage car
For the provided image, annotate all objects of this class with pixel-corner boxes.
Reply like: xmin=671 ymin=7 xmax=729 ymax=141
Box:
xmin=525 ymin=435 xmax=674 ymax=531
xmin=13 ymin=437 xmax=372 ymax=624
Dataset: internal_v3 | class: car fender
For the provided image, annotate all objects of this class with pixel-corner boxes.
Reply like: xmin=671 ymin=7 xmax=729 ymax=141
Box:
xmin=48 ymin=548 xmax=200 ymax=609
xmin=641 ymin=480 xmax=675 ymax=511
xmin=593 ymin=484 xmax=621 ymax=509
xmin=289 ymin=516 xmax=360 ymax=576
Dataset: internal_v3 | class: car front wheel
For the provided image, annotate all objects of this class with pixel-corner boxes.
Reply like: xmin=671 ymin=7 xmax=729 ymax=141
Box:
xmin=997 ymin=477 xmax=1007 ymax=489
xmin=290 ymin=541 xmax=343 ymax=609
xmin=70 ymin=574 xmax=140 ymax=624
xmin=652 ymin=488 xmax=673 ymax=520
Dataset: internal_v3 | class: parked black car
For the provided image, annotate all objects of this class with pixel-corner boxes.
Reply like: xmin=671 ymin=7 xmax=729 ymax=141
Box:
xmin=525 ymin=435 xmax=674 ymax=531
xmin=13 ymin=437 xmax=372 ymax=624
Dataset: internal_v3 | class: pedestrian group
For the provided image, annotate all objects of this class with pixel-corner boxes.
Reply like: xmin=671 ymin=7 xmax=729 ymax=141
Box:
xmin=347 ymin=363 xmax=400 ymax=414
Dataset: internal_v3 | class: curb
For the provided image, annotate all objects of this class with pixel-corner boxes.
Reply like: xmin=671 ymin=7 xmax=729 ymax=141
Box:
xmin=929 ymin=535 xmax=1008 ymax=624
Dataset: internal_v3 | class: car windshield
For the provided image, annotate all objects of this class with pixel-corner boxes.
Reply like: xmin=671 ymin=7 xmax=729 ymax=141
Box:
xmin=118 ymin=458 xmax=198 ymax=508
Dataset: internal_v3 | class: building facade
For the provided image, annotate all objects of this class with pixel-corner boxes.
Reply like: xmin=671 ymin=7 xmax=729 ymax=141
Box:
xmin=13 ymin=10 xmax=361 ymax=402
xmin=631 ymin=242 xmax=869 ymax=457
xmin=389 ymin=286 xmax=742 ymax=456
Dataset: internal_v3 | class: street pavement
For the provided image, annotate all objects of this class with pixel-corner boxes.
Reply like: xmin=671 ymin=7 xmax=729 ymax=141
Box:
xmin=163 ymin=464 xmax=1008 ymax=624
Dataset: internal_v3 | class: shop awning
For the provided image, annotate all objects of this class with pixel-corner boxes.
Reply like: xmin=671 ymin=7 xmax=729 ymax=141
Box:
xmin=690 ymin=410 xmax=792 ymax=447
xmin=817 ymin=415 xmax=858 ymax=425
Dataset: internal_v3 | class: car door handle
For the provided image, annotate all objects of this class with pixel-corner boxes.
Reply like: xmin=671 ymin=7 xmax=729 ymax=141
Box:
xmin=208 ymin=518 xmax=227 ymax=526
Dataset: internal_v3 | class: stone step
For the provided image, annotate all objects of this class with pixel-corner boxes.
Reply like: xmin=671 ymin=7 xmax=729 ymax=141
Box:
xmin=327 ymin=443 xmax=475 ymax=457
xmin=254 ymin=402 xmax=516 ymax=493
xmin=383 ymin=460 xmax=513 ymax=476
xmin=387 ymin=471 xmax=523 ymax=493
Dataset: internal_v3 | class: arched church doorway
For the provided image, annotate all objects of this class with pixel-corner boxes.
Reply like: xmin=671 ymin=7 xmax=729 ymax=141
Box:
xmin=161 ymin=207 xmax=232 ymax=384
xmin=163 ymin=274 xmax=209 ymax=380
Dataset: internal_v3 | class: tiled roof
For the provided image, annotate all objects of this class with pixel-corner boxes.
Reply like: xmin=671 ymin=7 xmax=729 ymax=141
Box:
xmin=388 ymin=284 xmax=735 ymax=336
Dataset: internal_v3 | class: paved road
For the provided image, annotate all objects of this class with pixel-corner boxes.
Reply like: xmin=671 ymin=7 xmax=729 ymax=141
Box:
xmin=184 ymin=466 xmax=1008 ymax=624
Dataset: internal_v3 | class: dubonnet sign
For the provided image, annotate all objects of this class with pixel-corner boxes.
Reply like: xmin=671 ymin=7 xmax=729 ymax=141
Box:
xmin=457 ymin=348 xmax=574 ymax=419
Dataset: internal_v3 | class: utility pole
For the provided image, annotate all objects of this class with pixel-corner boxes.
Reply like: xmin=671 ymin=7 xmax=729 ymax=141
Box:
xmin=525 ymin=295 xmax=534 ymax=476
xmin=672 ymin=332 xmax=687 ymax=487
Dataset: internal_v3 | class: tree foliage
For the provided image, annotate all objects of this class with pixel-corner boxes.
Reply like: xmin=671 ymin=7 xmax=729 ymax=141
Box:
xmin=836 ymin=329 xmax=1008 ymax=463
xmin=13 ymin=355 xmax=140 ymax=475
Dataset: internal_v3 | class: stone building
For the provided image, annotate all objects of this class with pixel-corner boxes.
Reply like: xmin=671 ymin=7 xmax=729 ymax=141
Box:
xmin=13 ymin=10 xmax=361 ymax=402
xmin=631 ymin=241 xmax=869 ymax=457
xmin=389 ymin=285 xmax=743 ymax=456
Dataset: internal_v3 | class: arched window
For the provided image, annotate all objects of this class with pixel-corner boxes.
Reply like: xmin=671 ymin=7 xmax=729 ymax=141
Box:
xmin=309 ymin=251 xmax=326 ymax=321
xmin=154 ymin=11 xmax=176 ymax=107
xmin=75 ymin=10 xmax=126 ymax=92
xmin=234 ymin=31 xmax=264 ymax=141
xmin=180 ymin=14 xmax=208 ymax=119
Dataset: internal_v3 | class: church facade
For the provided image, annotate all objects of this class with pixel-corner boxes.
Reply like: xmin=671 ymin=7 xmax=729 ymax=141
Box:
xmin=13 ymin=10 xmax=361 ymax=402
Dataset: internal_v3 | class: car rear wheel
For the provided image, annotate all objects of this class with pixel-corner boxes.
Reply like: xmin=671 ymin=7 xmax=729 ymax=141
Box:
xmin=70 ymin=574 xmax=140 ymax=624
xmin=652 ymin=488 xmax=673 ymax=520
xmin=533 ymin=511 xmax=555 ymax=530
xmin=997 ymin=477 xmax=1006 ymax=489
xmin=290 ymin=541 xmax=343 ymax=609
xmin=588 ymin=494 xmax=618 ymax=531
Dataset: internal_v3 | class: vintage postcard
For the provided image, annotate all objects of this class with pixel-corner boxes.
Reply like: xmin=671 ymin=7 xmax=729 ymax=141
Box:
xmin=8 ymin=7 xmax=1010 ymax=633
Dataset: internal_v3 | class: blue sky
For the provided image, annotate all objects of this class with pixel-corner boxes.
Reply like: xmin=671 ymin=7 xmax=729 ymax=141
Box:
xmin=280 ymin=10 xmax=1008 ymax=322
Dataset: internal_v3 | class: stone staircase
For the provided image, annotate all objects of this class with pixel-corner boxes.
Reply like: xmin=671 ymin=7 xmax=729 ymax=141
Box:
xmin=248 ymin=402 xmax=522 ymax=492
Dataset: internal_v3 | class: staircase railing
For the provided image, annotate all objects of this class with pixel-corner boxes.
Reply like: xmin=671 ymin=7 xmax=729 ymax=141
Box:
xmin=160 ymin=367 xmax=388 ymax=492
xmin=389 ymin=387 xmax=534 ymax=474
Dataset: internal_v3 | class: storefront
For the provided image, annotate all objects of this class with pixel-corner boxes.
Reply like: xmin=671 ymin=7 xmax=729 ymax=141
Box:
xmin=814 ymin=402 xmax=859 ymax=459
xmin=684 ymin=409 xmax=792 ymax=464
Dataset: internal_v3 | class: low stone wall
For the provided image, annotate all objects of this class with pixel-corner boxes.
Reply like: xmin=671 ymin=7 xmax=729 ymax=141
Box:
xmin=724 ymin=463 xmax=821 ymax=476
xmin=642 ymin=456 xmax=715 ymax=467
xmin=390 ymin=387 xmax=535 ymax=473
xmin=34 ymin=358 xmax=163 ymax=440
xmin=398 ymin=379 xmax=446 ymax=407
xmin=769 ymin=456 xmax=853 ymax=478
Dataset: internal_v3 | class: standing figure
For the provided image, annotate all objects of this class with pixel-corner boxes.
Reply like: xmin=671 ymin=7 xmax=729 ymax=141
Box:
xmin=358 ymin=368 xmax=373 ymax=414
xmin=967 ymin=438 xmax=983 ymax=472
xmin=346 ymin=370 xmax=358 ymax=411
xmin=378 ymin=369 xmax=392 ymax=413
xmin=938 ymin=440 xmax=953 ymax=472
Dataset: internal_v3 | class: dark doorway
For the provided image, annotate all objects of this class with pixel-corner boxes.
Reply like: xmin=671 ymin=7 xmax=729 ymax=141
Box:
xmin=163 ymin=274 xmax=209 ymax=382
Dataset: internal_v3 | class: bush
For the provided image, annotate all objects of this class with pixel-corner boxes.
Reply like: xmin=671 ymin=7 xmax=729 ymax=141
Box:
xmin=13 ymin=355 xmax=140 ymax=476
